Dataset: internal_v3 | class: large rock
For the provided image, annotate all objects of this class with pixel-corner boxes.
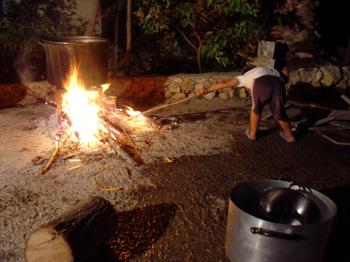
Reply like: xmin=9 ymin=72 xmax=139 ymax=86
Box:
xmin=218 ymin=92 xmax=229 ymax=100
xmin=168 ymin=83 xmax=181 ymax=94
xmin=311 ymin=68 xmax=323 ymax=87
xmin=169 ymin=92 xmax=186 ymax=102
xmin=228 ymin=89 xmax=234 ymax=98
xmin=289 ymin=70 xmax=301 ymax=85
xmin=204 ymin=92 xmax=216 ymax=100
xmin=203 ymin=81 xmax=211 ymax=89
xmin=181 ymin=79 xmax=194 ymax=94
xmin=298 ymin=68 xmax=313 ymax=83
xmin=194 ymin=83 xmax=204 ymax=91
xmin=320 ymin=65 xmax=342 ymax=86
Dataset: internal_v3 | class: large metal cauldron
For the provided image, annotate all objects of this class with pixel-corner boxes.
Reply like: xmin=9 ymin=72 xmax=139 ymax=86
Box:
xmin=225 ymin=180 xmax=337 ymax=262
xmin=43 ymin=36 xmax=108 ymax=88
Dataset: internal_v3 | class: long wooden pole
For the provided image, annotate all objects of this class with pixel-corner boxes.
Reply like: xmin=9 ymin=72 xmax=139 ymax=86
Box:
xmin=142 ymin=95 xmax=196 ymax=116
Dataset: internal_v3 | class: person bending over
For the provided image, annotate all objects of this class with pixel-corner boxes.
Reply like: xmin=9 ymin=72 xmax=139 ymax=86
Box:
xmin=196 ymin=66 xmax=295 ymax=142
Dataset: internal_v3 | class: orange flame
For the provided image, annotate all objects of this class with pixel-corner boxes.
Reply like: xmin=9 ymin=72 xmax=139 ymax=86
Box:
xmin=62 ymin=67 xmax=102 ymax=144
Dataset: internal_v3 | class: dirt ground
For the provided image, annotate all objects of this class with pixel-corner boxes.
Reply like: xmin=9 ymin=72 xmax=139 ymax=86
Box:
xmin=0 ymin=95 xmax=350 ymax=262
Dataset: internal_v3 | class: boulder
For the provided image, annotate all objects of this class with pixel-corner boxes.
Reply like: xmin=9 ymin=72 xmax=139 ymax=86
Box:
xmin=169 ymin=92 xmax=186 ymax=102
xmin=218 ymin=92 xmax=229 ymax=100
xmin=181 ymin=79 xmax=194 ymax=94
xmin=298 ymin=68 xmax=313 ymax=83
xmin=320 ymin=65 xmax=342 ymax=86
xmin=204 ymin=92 xmax=216 ymax=100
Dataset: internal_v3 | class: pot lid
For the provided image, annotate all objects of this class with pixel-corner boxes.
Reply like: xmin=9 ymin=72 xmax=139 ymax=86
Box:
xmin=229 ymin=179 xmax=337 ymax=225
xmin=43 ymin=36 xmax=108 ymax=45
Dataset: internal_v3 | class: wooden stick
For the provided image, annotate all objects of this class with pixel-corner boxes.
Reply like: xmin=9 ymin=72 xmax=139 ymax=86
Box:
xmin=142 ymin=95 xmax=196 ymax=116
xmin=104 ymin=135 xmax=139 ymax=165
xmin=100 ymin=118 xmax=144 ymax=165
xmin=38 ymin=133 xmax=71 ymax=176
xmin=341 ymin=94 xmax=350 ymax=106
xmin=290 ymin=101 xmax=330 ymax=111
xmin=309 ymin=126 xmax=349 ymax=131
xmin=317 ymin=132 xmax=350 ymax=146
xmin=313 ymin=116 xmax=336 ymax=126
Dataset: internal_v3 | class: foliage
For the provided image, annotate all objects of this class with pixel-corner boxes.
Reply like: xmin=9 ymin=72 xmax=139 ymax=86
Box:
xmin=0 ymin=0 xmax=87 ymax=82
xmin=135 ymin=0 xmax=261 ymax=72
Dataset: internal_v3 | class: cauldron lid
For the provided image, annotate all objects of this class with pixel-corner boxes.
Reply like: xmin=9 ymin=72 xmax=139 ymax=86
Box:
xmin=229 ymin=179 xmax=337 ymax=224
xmin=43 ymin=36 xmax=108 ymax=45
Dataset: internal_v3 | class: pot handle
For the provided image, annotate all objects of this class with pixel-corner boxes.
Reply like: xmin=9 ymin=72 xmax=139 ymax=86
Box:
xmin=289 ymin=181 xmax=312 ymax=193
xmin=250 ymin=227 xmax=306 ymax=241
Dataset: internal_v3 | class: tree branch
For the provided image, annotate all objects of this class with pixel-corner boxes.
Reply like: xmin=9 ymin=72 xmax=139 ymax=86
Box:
xmin=175 ymin=26 xmax=197 ymax=51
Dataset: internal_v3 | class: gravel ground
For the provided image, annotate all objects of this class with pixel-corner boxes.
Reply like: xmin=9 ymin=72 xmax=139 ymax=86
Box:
xmin=0 ymin=97 xmax=349 ymax=262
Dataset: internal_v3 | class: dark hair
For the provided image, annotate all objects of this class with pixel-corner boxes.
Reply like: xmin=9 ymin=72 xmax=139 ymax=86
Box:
xmin=274 ymin=58 xmax=287 ymax=72
xmin=273 ymin=42 xmax=288 ymax=72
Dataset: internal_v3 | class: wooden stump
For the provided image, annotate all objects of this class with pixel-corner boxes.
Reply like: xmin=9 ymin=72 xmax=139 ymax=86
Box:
xmin=25 ymin=197 xmax=117 ymax=262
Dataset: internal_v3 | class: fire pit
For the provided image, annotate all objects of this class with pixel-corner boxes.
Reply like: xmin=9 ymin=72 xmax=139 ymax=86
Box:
xmin=37 ymin=36 xmax=154 ymax=174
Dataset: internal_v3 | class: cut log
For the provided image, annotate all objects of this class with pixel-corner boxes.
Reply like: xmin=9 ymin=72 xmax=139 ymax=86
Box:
xmin=25 ymin=197 xmax=117 ymax=262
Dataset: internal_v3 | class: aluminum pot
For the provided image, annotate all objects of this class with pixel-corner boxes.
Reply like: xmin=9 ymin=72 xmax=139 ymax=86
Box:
xmin=225 ymin=179 xmax=337 ymax=262
xmin=42 ymin=36 xmax=108 ymax=88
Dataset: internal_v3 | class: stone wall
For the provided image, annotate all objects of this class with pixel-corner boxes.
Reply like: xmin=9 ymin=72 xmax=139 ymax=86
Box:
xmin=21 ymin=65 xmax=350 ymax=109
xmin=164 ymin=72 xmax=248 ymax=102
xmin=288 ymin=65 xmax=350 ymax=91
xmin=164 ymin=65 xmax=350 ymax=102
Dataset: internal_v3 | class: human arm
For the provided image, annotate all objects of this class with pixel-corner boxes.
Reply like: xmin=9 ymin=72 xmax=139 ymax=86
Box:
xmin=195 ymin=78 xmax=239 ymax=97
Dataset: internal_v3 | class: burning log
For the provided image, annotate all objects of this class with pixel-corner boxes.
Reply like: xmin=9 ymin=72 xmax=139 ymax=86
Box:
xmin=99 ymin=113 xmax=144 ymax=165
xmin=103 ymin=134 xmax=138 ymax=165
xmin=25 ymin=197 xmax=117 ymax=262
xmin=114 ymin=132 xmax=144 ymax=165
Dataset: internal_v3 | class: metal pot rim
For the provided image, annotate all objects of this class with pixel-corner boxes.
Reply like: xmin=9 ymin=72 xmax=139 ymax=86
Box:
xmin=230 ymin=179 xmax=337 ymax=225
xmin=43 ymin=36 xmax=108 ymax=45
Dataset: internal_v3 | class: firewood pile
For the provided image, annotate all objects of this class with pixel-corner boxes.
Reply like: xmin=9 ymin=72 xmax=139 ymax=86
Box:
xmin=35 ymin=94 xmax=152 ymax=175
xmin=262 ymin=94 xmax=350 ymax=146
xmin=306 ymin=95 xmax=350 ymax=146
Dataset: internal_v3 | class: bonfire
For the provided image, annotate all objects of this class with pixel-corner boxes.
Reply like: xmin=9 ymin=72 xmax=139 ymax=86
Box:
xmin=38 ymin=66 xmax=154 ymax=175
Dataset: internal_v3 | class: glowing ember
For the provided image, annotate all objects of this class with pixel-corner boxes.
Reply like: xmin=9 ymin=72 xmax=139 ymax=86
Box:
xmin=61 ymin=68 xmax=102 ymax=144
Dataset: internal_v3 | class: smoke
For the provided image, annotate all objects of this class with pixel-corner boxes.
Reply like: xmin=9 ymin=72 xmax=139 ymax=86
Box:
xmin=14 ymin=40 xmax=40 ymax=85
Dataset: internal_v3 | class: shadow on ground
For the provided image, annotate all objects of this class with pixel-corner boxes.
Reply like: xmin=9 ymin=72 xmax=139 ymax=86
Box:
xmin=89 ymin=203 xmax=177 ymax=261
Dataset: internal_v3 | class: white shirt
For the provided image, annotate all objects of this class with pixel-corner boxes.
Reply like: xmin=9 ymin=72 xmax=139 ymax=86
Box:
xmin=236 ymin=67 xmax=281 ymax=90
